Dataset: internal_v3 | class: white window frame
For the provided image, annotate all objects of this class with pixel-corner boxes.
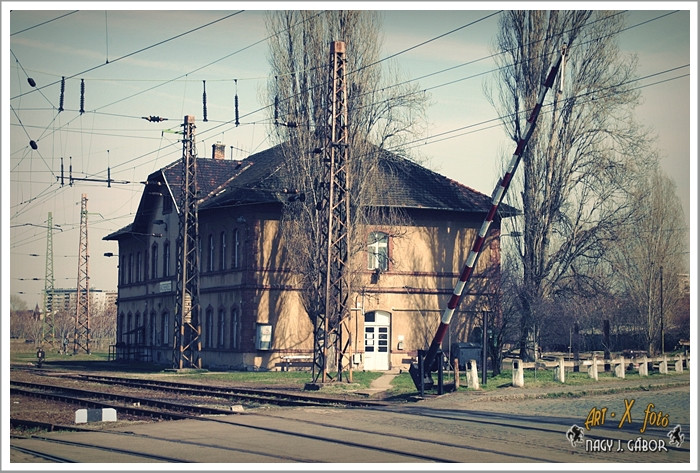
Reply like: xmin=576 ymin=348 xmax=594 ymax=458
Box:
xmin=367 ymin=231 xmax=389 ymax=271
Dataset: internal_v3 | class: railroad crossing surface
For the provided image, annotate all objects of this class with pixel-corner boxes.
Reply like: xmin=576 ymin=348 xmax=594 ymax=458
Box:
xmin=9 ymin=373 xmax=691 ymax=465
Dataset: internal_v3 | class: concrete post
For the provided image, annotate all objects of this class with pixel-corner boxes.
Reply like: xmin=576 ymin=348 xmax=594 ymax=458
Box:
xmin=675 ymin=356 xmax=684 ymax=373
xmin=639 ymin=356 xmax=649 ymax=377
xmin=454 ymin=358 xmax=460 ymax=389
xmin=554 ymin=356 xmax=565 ymax=383
xmin=588 ymin=356 xmax=599 ymax=381
xmin=614 ymin=356 xmax=625 ymax=378
xmin=659 ymin=355 xmax=668 ymax=374
xmin=466 ymin=360 xmax=480 ymax=390
xmin=512 ymin=359 xmax=524 ymax=387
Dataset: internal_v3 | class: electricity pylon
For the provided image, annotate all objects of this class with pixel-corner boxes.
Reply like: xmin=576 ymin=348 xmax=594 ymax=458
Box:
xmin=74 ymin=194 xmax=91 ymax=354
xmin=312 ymin=41 xmax=352 ymax=384
xmin=173 ymin=115 xmax=202 ymax=369
xmin=41 ymin=212 xmax=55 ymax=346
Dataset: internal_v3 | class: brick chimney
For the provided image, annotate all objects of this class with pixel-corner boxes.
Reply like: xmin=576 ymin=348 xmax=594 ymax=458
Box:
xmin=212 ymin=142 xmax=226 ymax=160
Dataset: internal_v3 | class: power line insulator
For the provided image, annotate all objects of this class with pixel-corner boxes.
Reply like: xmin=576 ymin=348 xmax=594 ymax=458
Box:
xmin=27 ymin=77 xmax=36 ymax=87
xmin=58 ymin=76 xmax=65 ymax=112
xmin=79 ymin=79 xmax=85 ymax=115
xmin=202 ymin=80 xmax=208 ymax=122
xmin=142 ymin=116 xmax=166 ymax=122
xmin=234 ymin=94 xmax=240 ymax=127
xmin=30 ymin=140 xmax=38 ymax=150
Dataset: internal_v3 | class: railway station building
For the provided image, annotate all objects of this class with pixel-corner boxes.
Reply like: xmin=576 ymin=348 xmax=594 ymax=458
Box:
xmin=104 ymin=142 xmax=514 ymax=371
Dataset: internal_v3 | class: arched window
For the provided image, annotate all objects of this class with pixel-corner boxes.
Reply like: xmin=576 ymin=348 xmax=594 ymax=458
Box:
xmin=220 ymin=231 xmax=226 ymax=271
xmin=150 ymin=310 xmax=157 ymax=345
xmin=161 ymin=311 xmax=170 ymax=346
xmin=144 ymin=248 xmax=149 ymax=282
xmin=367 ymin=231 xmax=389 ymax=271
xmin=230 ymin=307 xmax=239 ymax=349
xmin=218 ymin=307 xmax=226 ymax=348
xmin=232 ymin=228 xmax=240 ymax=268
xmin=135 ymin=311 xmax=141 ymax=345
xmin=135 ymin=252 xmax=142 ymax=283
xmin=151 ymin=243 xmax=158 ymax=280
xmin=205 ymin=306 xmax=214 ymax=348
xmin=118 ymin=312 xmax=125 ymax=343
xmin=209 ymin=234 xmax=215 ymax=272
xmin=162 ymin=240 xmax=170 ymax=277
xmin=126 ymin=312 xmax=133 ymax=345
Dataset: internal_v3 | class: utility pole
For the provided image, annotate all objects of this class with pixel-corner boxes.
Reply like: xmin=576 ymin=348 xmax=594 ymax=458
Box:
xmin=660 ymin=265 xmax=664 ymax=354
xmin=173 ymin=115 xmax=202 ymax=369
xmin=312 ymin=41 xmax=352 ymax=384
xmin=74 ymin=194 xmax=91 ymax=354
xmin=42 ymin=212 xmax=55 ymax=346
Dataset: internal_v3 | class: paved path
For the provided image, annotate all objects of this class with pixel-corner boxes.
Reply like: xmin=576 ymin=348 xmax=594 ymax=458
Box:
xmin=354 ymin=368 xmax=400 ymax=396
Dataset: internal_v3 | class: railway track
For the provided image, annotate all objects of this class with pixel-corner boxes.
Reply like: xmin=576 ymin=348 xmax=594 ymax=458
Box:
xmin=73 ymin=373 xmax=390 ymax=408
xmin=10 ymin=374 xmax=390 ymax=427
xmin=11 ymin=380 xmax=256 ymax=420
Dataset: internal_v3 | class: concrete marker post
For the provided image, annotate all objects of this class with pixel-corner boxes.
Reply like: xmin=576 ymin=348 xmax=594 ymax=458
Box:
xmin=466 ymin=359 xmax=480 ymax=390
xmin=454 ymin=358 xmax=460 ymax=389
xmin=639 ymin=356 xmax=649 ymax=377
xmin=614 ymin=355 xmax=625 ymax=378
xmin=588 ymin=356 xmax=599 ymax=381
xmin=554 ymin=356 xmax=565 ymax=383
xmin=675 ymin=356 xmax=684 ymax=373
xmin=512 ymin=359 xmax=524 ymax=387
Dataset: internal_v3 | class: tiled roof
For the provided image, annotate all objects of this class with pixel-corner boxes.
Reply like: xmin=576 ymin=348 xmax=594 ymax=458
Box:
xmin=160 ymin=157 xmax=248 ymax=206
xmin=105 ymin=143 xmax=518 ymax=241
xmin=201 ymin=143 xmax=518 ymax=217
xmin=370 ymin=150 xmax=496 ymax=212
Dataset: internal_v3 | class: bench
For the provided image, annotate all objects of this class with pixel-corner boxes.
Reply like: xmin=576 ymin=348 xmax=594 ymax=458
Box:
xmin=279 ymin=354 xmax=313 ymax=371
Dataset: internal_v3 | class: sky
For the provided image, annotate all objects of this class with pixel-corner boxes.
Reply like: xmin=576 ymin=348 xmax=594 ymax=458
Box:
xmin=4 ymin=2 xmax=696 ymax=311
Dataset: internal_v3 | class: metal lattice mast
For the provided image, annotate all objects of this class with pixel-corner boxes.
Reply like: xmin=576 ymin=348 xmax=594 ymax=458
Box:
xmin=73 ymin=194 xmax=91 ymax=354
xmin=312 ymin=41 xmax=352 ymax=384
xmin=42 ymin=212 xmax=55 ymax=346
xmin=173 ymin=115 xmax=202 ymax=369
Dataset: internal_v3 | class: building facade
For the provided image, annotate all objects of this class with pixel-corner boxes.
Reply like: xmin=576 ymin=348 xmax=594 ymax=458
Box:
xmin=105 ymin=143 xmax=513 ymax=371
xmin=47 ymin=288 xmax=117 ymax=316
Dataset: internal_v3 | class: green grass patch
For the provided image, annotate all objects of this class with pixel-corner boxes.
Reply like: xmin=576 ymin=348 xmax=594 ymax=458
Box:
xmin=11 ymin=349 xmax=111 ymax=365
xmin=184 ymin=369 xmax=383 ymax=390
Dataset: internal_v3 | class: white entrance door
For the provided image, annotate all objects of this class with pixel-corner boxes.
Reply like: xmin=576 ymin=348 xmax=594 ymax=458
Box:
xmin=364 ymin=311 xmax=390 ymax=371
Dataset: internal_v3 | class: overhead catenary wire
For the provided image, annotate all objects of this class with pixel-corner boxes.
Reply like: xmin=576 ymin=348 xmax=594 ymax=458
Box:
xmin=10 ymin=14 xmax=690 ymax=304
xmin=11 ymin=59 xmax=689 ymax=210
xmin=10 ymin=10 xmax=246 ymax=101
xmin=9 ymin=10 xmax=325 ymax=154
xmin=9 ymin=11 xmax=686 ymax=218
xmin=10 ymin=10 xmax=79 ymax=36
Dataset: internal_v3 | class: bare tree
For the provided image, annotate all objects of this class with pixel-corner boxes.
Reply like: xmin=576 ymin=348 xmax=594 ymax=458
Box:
xmin=11 ymin=294 xmax=28 ymax=312
xmin=608 ymin=166 xmax=688 ymax=354
xmin=90 ymin=304 xmax=117 ymax=351
xmin=486 ymin=11 xmax=655 ymax=360
xmin=264 ymin=11 xmax=428 ymax=363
